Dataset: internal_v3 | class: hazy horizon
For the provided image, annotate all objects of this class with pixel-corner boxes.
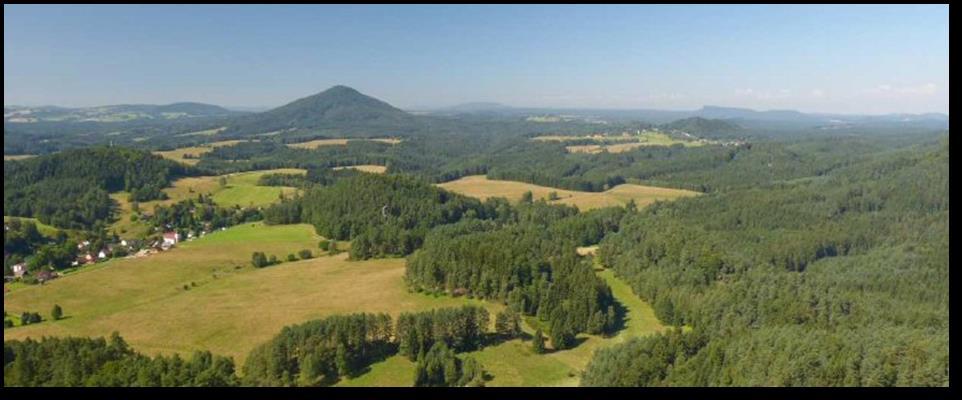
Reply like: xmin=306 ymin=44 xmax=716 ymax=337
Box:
xmin=4 ymin=4 xmax=949 ymax=114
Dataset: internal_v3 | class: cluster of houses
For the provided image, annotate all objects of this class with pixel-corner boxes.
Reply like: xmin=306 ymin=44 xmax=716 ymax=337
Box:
xmin=5 ymin=231 xmax=185 ymax=284
xmin=9 ymin=263 xmax=62 ymax=284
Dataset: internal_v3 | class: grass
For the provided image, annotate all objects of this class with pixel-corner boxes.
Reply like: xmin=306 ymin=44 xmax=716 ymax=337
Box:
xmin=332 ymin=165 xmax=387 ymax=174
xmin=337 ymin=260 xmax=667 ymax=387
xmin=531 ymin=130 xmax=704 ymax=153
xmin=153 ymin=140 xmax=251 ymax=165
xmin=107 ymin=169 xmax=305 ymax=238
xmin=286 ymin=138 xmax=402 ymax=150
xmin=566 ymin=131 xmax=704 ymax=154
xmin=176 ymin=127 xmax=226 ymax=137
xmin=575 ymin=245 xmax=598 ymax=257
xmin=4 ymin=216 xmax=62 ymax=236
xmin=437 ymin=175 xmax=699 ymax=211
xmin=3 ymin=222 xmax=499 ymax=365
xmin=337 ymin=355 xmax=418 ymax=387
xmin=3 ymin=154 xmax=36 ymax=161
xmin=4 ymin=214 xmax=671 ymax=386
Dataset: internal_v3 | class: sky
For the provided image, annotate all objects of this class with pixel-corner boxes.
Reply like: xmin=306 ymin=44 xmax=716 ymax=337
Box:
xmin=3 ymin=4 xmax=950 ymax=114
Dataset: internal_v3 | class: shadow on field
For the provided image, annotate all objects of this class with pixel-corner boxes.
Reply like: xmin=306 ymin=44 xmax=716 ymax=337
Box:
xmin=605 ymin=298 xmax=630 ymax=337
xmin=341 ymin=342 xmax=400 ymax=380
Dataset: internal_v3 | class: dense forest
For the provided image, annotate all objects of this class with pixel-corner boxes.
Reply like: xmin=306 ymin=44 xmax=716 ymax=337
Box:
xmin=406 ymin=203 xmax=626 ymax=347
xmin=581 ymin=137 xmax=949 ymax=386
xmin=3 ymin=334 xmax=238 ymax=387
xmin=243 ymin=313 xmax=395 ymax=386
xmin=263 ymin=174 xmax=492 ymax=259
xmin=4 ymin=148 xmax=190 ymax=229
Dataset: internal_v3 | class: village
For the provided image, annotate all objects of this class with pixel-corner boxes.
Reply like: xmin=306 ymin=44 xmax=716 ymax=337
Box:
xmin=5 ymin=220 xmax=227 ymax=286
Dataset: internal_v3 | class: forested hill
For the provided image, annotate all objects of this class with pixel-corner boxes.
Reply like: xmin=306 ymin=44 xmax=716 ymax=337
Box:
xmin=263 ymin=173 xmax=491 ymax=259
xmin=222 ymin=85 xmax=423 ymax=138
xmin=581 ymin=136 xmax=949 ymax=386
xmin=4 ymin=148 xmax=191 ymax=229
xmin=661 ymin=117 xmax=741 ymax=138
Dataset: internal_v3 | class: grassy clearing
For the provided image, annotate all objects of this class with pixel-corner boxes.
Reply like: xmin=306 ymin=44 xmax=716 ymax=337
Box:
xmin=3 ymin=154 xmax=36 ymax=161
xmin=339 ymin=261 xmax=667 ymax=387
xmin=575 ymin=245 xmax=598 ymax=257
xmin=566 ymin=132 xmax=704 ymax=153
xmin=176 ymin=127 xmax=226 ymax=137
xmin=3 ymin=222 xmax=499 ymax=365
xmin=332 ymin=165 xmax=387 ymax=174
xmin=532 ymin=131 xmax=703 ymax=153
xmin=531 ymin=134 xmax=637 ymax=143
xmin=470 ymin=268 xmax=665 ymax=387
xmin=107 ymin=169 xmax=305 ymax=238
xmin=4 ymin=216 xmax=62 ymax=236
xmin=437 ymin=175 xmax=699 ymax=211
xmin=286 ymin=138 xmax=349 ymax=148
xmin=286 ymin=138 xmax=402 ymax=150
xmin=153 ymin=140 xmax=251 ymax=165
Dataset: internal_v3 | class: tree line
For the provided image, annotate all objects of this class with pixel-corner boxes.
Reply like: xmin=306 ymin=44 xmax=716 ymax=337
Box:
xmin=4 ymin=333 xmax=238 ymax=387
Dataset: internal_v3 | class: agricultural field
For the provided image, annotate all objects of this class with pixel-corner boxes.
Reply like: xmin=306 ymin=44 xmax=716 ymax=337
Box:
xmin=2 ymin=222 xmax=497 ymax=364
xmin=286 ymin=137 xmax=402 ymax=150
xmin=532 ymin=130 xmax=705 ymax=154
xmin=176 ymin=126 xmax=226 ymax=137
xmin=153 ymin=139 xmax=252 ymax=165
xmin=108 ymin=168 xmax=306 ymax=238
xmin=437 ymin=175 xmax=699 ymax=211
xmin=332 ymin=164 xmax=388 ymax=174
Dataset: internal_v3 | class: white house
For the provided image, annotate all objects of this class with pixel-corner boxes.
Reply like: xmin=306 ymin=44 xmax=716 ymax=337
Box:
xmin=163 ymin=231 xmax=180 ymax=246
xmin=98 ymin=250 xmax=108 ymax=259
xmin=11 ymin=263 xmax=26 ymax=278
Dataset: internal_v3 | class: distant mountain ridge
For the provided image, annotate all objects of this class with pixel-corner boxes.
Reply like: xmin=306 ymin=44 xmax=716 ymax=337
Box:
xmin=662 ymin=117 xmax=741 ymax=135
xmin=436 ymin=102 xmax=514 ymax=113
xmin=5 ymin=86 xmax=948 ymax=138
xmin=425 ymin=102 xmax=948 ymax=128
xmin=4 ymin=102 xmax=242 ymax=123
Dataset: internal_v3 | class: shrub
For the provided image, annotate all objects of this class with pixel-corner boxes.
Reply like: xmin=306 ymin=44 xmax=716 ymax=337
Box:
xmin=251 ymin=252 xmax=268 ymax=268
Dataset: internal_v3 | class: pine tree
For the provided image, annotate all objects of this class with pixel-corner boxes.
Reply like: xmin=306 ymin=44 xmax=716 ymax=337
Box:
xmin=532 ymin=329 xmax=546 ymax=354
xmin=51 ymin=304 xmax=63 ymax=321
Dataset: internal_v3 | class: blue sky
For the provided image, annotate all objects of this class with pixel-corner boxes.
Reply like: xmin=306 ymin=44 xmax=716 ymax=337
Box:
xmin=3 ymin=4 xmax=949 ymax=114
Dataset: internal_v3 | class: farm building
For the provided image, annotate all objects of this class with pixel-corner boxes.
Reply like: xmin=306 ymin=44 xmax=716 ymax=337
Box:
xmin=11 ymin=263 xmax=27 ymax=278
xmin=36 ymin=269 xmax=58 ymax=282
xmin=163 ymin=231 xmax=180 ymax=246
